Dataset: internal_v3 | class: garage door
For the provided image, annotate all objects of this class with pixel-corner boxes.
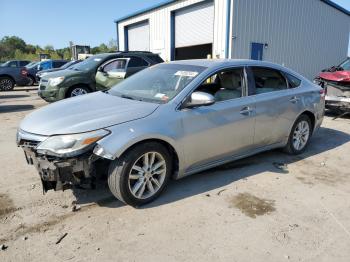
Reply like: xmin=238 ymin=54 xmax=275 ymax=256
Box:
xmin=175 ymin=1 xmax=214 ymax=48
xmin=127 ymin=21 xmax=150 ymax=51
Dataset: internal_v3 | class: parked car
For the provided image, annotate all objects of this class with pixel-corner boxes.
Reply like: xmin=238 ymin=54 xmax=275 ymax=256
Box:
xmin=0 ymin=66 xmax=29 ymax=91
xmin=0 ymin=60 xmax=31 ymax=68
xmin=314 ymin=58 xmax=350 ymax=114
xmin=38 ymin=51 xmax=163 ymax=102
xmin=17 ymin=59 xmax=325 ymax=206
xmin=36 ymin=60 xmax=81 ymax=81
xmin=26 ymin=60 xmax=68 ymax=85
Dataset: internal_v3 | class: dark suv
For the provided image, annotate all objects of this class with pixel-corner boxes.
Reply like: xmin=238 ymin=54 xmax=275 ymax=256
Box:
xmin=0 ymin=60 xmax=31 ymax=68
xmin=38 ymin=52 xmax=163 ymax=102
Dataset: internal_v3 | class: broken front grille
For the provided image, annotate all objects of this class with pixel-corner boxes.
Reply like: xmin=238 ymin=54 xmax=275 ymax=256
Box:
xmin=19 ymin=139 xmax=40 ymax=149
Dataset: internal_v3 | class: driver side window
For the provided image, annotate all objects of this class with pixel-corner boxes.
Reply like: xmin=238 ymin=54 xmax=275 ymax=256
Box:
xmin=195 ymin=68 xmax=245 ymax=102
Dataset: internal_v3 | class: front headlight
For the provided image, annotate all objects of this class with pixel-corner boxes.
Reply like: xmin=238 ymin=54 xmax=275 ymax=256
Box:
xmin=36 ymin=129 xmax=110 ymax=157
xmin=48 ymin=76 xmax=65 ymax=86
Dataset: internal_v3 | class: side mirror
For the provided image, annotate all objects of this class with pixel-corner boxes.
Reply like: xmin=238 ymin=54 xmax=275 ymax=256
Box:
xmin=183 ymin=91 xmax=215 ymax=108
xmin=97 ymin=66 xmax=103 ymax=72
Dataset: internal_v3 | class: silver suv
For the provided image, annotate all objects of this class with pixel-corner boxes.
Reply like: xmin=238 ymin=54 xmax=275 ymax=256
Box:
xmin=17 ymin=59 xmax=325 ymax=206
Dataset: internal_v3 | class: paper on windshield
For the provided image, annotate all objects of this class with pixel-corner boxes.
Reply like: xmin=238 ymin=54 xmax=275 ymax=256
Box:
xmin=174 ymin=71 xmax=198 ymax=77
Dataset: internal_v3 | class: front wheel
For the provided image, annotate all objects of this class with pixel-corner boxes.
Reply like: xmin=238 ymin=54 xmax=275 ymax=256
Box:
xmin=68 ymin=86 xmax=90 ymax=97
xmin=284 ymin=115 xmax=312 ymax=155
xmin=108 ymin=142 xmax=172 ymax=206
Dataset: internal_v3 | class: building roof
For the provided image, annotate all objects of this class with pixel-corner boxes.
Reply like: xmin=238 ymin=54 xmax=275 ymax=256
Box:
xmin=114 ymin=0 xmax=349 ymax=24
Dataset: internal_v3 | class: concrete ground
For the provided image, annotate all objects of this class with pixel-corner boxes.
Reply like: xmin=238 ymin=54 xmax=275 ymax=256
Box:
xmin=0 ymin=87 xmax=350 ymax=262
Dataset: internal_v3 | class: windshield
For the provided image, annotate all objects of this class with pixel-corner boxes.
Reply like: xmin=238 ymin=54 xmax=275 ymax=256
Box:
xmin=0 ymin=61 xmax=10 ymax=67
xmin=108 ymin=63 xmax=206 ymax=104
xmin=340 ymin=58 xmax=350 ymax=70
xmin=69 ymin=56 xmax=105 ymax=71
xmin=26 ymin=62 xmax=39 ymax=69
xmin=61 ymin=60 xmax=79 ymax=69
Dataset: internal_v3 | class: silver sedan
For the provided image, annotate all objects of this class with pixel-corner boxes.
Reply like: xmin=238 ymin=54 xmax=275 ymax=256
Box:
xmin=17 ymin=59 xmax=325 ymax=206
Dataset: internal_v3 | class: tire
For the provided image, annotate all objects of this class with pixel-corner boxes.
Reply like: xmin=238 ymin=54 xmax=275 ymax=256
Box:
xmin=108 ymin=142 xmax=173 ymax=206
xmin=0 ymin=77 xmax=15 ymax=91
xmin=27 ymin=76 xmax=35 ymax=86
xmin=283 ymin=114 xmax=312 ymax=155
xmin=67 ymin=86 xmax=90 ymax=97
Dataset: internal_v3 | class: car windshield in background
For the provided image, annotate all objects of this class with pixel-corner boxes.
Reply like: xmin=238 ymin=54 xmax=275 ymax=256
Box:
xmin=108 ymin=63 xmax=206 ymax=104
xmin=69 ymin=56 xmax=105 ymax=71
xmin=61 ymin=60 xmax=79 ymax=69
xmin=26 ymin=62 xmax=39 ymax=69
xmin=0 ymin=61 xmax=10 ymax=67
xmin=340 ymin=58 xmax=350 ymax=70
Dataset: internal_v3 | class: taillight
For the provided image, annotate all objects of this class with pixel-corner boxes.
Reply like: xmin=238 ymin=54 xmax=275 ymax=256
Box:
xmin=21 ymin=68 xmax=27 ymax=76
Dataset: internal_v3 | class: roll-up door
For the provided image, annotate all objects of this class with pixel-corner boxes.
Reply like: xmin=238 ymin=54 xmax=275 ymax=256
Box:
xmin=127 ymin=21 xmax=150 ymax=51
xmin=174 ymin=1 xmax=214 ymax=60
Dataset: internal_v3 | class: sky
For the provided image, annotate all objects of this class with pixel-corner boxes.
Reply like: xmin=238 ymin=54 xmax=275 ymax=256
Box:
xmin=0 ymin=0 xmax=350 ymax=52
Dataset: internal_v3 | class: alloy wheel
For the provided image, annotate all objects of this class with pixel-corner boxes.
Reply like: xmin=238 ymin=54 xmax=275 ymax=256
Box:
xmin=292 ymin=120 xmax=310 ymax=151
xmin=0 ymin=78 xmax=13 ymax=91
xmin=70 ymin=88 xmax=88 ymax=97
xmin=128 ymin=152 xmax=167 ymax=199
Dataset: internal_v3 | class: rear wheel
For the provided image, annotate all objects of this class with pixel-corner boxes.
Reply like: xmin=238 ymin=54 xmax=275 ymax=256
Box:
xmin=108 ymin=142 xmax=172 ymax=206
xmin=67 ymin=86 xmax=90 ymax=97
xmin=284 ymin=115 xmax=312 ymax=155
xmin=0 ymin=77 xmax=15 ymax=91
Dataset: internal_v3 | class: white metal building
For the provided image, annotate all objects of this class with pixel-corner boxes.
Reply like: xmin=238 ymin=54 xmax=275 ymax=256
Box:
xmin=115 ymin=0 xmax=350 ymax=79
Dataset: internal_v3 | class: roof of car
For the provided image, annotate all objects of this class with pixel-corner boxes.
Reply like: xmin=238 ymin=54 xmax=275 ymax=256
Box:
xmin=165 ymin=59 xmax=306 ymax=80
xmin=167 ymin=59 xmax=282 ymax=68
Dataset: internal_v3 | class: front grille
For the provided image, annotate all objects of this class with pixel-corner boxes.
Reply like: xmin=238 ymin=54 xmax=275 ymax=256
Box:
xmin=40 ymin=85 xmax=46 ymax=90
xmin=19 ymin=139 xmax=40 ymax=149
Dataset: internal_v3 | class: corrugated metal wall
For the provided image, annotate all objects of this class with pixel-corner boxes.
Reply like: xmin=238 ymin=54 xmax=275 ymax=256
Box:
xmin=116 ymin=0 xmax=229 ymax=61
xmin=231 ymin=0 xmax=350 ymax=79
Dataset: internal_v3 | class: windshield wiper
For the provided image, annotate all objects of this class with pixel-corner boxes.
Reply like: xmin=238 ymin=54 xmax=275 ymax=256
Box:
xmin=121 ymin=94 xmax=136 ymax=100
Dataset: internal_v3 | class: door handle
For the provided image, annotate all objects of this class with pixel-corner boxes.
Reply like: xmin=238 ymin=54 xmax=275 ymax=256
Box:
xmin=240 ymin=106 xmax=253 ymax=115
xmin=290 ymin=96 xmax=300 ymax=103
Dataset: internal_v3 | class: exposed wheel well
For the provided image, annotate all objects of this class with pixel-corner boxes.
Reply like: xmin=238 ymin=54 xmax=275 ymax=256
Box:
xmin=300 ymin=111 xmax=316 ymax=131
xmin=120 ymin=139 xmax=180 ymax=177
xmin=66 ymin=84 xmax=91 ymax=98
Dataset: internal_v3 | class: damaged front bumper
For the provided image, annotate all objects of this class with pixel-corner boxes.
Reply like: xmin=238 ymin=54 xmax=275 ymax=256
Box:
xmin=315 ymin=78 xmax=350 ymax=112
xmin=325 ymin=95 xmax=350 ymax=111
xmin=16 ymin=130 xmax=103 ymax=192
xmin=22 ymin=146 xmax=100 ymax=192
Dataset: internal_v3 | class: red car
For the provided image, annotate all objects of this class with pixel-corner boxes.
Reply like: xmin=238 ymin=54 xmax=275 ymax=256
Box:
xmin=314 ymin=58 xmax=350 ymax=114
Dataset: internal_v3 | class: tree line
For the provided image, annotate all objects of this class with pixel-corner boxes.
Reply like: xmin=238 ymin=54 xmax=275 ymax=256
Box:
xmin=0 ymin=36 xmax=117 ymax=62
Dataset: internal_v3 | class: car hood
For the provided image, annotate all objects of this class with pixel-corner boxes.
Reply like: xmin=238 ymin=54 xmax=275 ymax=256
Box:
xmin=319 ymin=71 xmax=350 ymax=82
xmin=40 ymin=69 xmax=85 ymax=80
xmin=20 ymin=92 xmax=159 ymax=136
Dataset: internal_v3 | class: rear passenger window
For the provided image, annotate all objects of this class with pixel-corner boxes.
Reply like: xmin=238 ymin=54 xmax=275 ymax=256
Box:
xmin=251 ymin=67 xmax=287 ymax=94
xmin=285 ymin=73 xmax=301 ymax=88
xmin=8 ymin=61 xmax=17 ymax=67
xmin=127 ymin=57 xmax=148 ymax=67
